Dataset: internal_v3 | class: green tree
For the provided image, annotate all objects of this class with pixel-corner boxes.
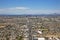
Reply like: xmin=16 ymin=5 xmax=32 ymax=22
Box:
xmin=16 ymin=35 xmax=23 ymax=40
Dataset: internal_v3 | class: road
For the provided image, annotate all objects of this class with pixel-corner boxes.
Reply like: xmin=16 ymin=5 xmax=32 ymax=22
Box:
xmin=26 ymin=18 xmax=32 ymax=40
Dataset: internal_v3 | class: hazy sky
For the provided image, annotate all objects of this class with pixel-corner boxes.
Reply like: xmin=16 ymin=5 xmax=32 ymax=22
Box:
xmin=0 ymin=0 xmax=60 ymax=15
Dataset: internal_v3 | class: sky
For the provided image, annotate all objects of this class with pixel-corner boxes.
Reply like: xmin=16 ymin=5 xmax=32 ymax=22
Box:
xmin=0 ymin=0 xmax=60 ymax=15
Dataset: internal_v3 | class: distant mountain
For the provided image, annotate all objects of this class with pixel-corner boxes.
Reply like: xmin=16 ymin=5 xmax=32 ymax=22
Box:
xmin=0 ymin=13 xmax=60 ymax=16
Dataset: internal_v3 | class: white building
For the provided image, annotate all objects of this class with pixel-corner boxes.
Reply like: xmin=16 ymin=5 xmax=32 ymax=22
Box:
xmin=38 ymin=38 xmax=45 ymax=40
